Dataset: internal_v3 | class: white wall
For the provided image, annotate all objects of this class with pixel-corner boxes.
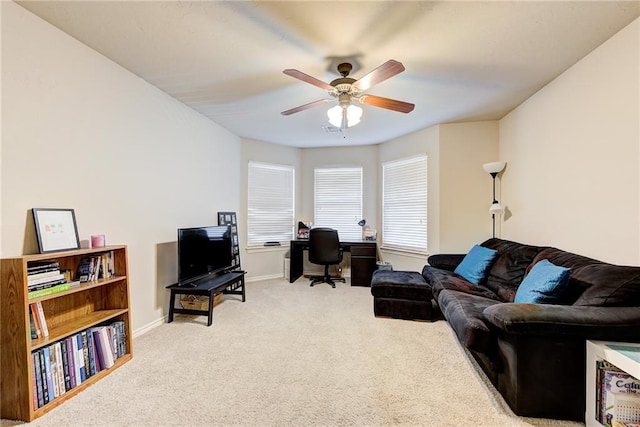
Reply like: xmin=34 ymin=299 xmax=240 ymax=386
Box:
xmin=499 ymin=18 xmax=640 ymax=265
xmin=1 ymin=2 xmax=241 ymax=332
xmin=439 ymin=121 xmax=500 ymax=252
xmin=378 ymin=121 xmax=499 ymax=271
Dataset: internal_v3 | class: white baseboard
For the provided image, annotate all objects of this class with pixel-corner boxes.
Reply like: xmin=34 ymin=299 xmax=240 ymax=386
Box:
xmin=133 ymin=316 xmax=165 ymax=338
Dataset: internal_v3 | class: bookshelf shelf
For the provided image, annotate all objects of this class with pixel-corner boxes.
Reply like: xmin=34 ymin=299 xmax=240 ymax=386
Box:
xmin=586 ymin=340 xmax=640 ymax=427
xmin=1 ymin=245 xmax=133 ymax=422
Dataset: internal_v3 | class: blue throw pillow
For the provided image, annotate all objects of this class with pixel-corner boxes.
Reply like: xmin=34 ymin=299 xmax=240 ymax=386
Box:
xmin=514 ymin=259 xmax=571 ymax=304
xmin=454 ymin=245 xmax=498 ymax=285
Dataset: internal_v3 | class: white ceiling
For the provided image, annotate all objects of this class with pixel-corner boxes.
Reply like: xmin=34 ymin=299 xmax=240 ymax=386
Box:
xmin=16 ymin=1 xmax=640 ymax=148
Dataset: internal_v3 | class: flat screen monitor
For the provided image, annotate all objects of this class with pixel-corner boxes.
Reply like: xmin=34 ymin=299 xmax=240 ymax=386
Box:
xmin=177 ymin=225 xmax=233 ymax=286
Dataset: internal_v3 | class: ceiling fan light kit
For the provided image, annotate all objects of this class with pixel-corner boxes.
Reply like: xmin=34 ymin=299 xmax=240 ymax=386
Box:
xmin=282 ymin=59 xmax=415 ymax=131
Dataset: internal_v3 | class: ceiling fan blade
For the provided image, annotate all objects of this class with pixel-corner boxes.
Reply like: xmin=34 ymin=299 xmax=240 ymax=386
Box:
xmin=359 ymin=95 xmax=415 ymax=113
xmin=281 ymin=99 xmax=331 ymax=116
xmin=352 ymin=60 xmax=406 ymax=92
xmin=283 ymin=69 xmax=334 ymax=91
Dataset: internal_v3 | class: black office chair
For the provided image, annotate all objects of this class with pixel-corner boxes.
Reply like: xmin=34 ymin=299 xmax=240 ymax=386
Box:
xmin=308 ymin=228 xmax=345 ymax=288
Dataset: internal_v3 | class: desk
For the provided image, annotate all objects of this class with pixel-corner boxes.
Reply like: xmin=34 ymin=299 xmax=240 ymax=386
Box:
xmin=289 ymin=239 xmax=377 ymax=286
xmin=166 ymin=270 xmax=246 ymax=326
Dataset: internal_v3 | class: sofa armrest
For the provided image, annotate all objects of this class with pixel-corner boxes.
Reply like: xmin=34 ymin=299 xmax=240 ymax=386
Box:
xmin=427 ymin=254 xmax=465 ymax=272
xmin=484 ymin=303 xmax=640 ymax=341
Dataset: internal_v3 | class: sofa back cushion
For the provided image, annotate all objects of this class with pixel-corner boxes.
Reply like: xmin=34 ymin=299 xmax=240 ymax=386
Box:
xmin=480 ymin=238 xmax=546 ymax=302
xmin=453 ymin=245 xmax=498 ymax=285
xmin=514 ymin=259 xmax=571 ymax=304
xmin=531 ymin=248 xmax=640 ymax=307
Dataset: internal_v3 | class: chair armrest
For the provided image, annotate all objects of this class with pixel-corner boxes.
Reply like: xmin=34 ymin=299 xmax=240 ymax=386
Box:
xmin=427 ymin=254 xmax=465 ymax=272
xmin=483 ymin=303 xmax=640 ymax=340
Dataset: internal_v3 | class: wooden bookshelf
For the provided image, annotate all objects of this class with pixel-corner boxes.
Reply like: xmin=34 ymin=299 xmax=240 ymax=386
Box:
xmin=1 ymin=245 xmax=133 ymax=422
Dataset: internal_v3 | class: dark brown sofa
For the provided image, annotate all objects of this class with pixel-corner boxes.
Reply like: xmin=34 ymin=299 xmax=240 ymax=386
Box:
xmin=373 ymin=238 xmax=640 ymax=421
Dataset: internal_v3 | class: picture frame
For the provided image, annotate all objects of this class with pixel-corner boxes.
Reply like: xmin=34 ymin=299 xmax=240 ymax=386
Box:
xmin=32 ymin=208 xmax=81 ymax=254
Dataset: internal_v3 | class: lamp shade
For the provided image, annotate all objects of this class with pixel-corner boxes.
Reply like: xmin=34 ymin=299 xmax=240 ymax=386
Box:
xmin=482 ymin=161 xmax=506 ymax=175
xmin=327 ymin=105 xmax=363 ymax=128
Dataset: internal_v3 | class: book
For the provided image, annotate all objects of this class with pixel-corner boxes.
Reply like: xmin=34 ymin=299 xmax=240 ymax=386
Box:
xmin=86 ymin=330 xmax=97 ymax=376
xmin=27 ymin=260 xmax=60 ymax=274
xmin=92 ymin=328 xmax=105 ymax=371
xmin=34 ymin=302 xmax=49 ymax=337
xmin=49 ymin=344 xmax=60 ymax=399
xmin=100 ymin=327 xmax=115 ymax=368
xmin=75 ymin=333 xmax=86 ymax=383
xmin=53 ymin=342 xmax=66 ymax=396
xmin=29 ymin=282 xmax=71 ymax=300
xmin=65 ymin=337 xmax=76 ymax=389
xmin=27 ymin=270 xmax=63 ymax=283
xmin=76 ymin=257 xmax=94 ymax=282
xmin=60 ymin=340 xmax=71 ymax=392
xmin=111 ymin=321 xmax=126 ymax=357
xmin=600 ymin=363 xmax=640 ymax=426
xmin=81 ymin=331 xmax=92 ymax=378
xmin=29 ymin=305 xmax=41 ymax=339
xmin=37 ymin=348 xmax=49 ymax=405
xmin=31 ymin=352 xmax=39 ymax=409
xmin=42 ymin=346 xmax=54 ymax=401
xmin=33 ymin=351 xmax=44 ymax=408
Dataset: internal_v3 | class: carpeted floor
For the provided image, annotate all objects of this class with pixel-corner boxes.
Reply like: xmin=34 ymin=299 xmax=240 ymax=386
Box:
xmin=2 ymin=278 xmax=584 ymax=427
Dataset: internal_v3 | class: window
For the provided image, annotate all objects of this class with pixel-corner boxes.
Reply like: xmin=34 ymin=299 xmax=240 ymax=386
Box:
xmin=382 ymin=155 xmax=427 ymax=252
xmin=247 ymin=161 xmax=295 ymax=246
xmin=314 ymin=167 xmax=362 ymax=241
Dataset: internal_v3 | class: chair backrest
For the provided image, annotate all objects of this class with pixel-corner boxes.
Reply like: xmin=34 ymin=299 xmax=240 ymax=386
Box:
xmin=309 ymin=228 xmax=341 ymax=265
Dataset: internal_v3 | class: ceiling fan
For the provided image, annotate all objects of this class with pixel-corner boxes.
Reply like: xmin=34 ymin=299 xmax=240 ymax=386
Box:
xmin=281 ymin=60 xmax=415 ymax=129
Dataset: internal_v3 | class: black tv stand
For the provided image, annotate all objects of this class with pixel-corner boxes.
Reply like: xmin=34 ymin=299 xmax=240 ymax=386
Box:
xmin=166 ymin=270 xmax=246 ymax=326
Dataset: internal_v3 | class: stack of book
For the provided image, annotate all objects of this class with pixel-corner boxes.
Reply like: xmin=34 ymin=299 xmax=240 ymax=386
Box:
xmin=30 ymin=321 xmax=126 ymax=409
xmin=27 ymin=261 xmax=68 ymax=299
xmin=596 ymin=360 xmax=640 ymax=426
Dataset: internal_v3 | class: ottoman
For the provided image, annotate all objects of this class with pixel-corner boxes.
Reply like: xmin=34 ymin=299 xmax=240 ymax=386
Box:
xmin=370 ymin=270 xmax=438 ymax=321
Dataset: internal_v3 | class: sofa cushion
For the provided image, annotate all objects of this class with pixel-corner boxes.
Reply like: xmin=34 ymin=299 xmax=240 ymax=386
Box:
xmin=481 ymin=238 xmax=546 ymax=302
xmin=514 ymin=260 xmax=571 ymax=304
xmin=453 ymin=245 xmax=498 ymax=285
xmin=422 ymin=266 xmax=501 ymax=301
xmin=438 ymin=289 xmax=500 ymax=353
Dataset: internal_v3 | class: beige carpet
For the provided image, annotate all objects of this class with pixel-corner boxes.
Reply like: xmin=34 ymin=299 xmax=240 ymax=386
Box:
xmin=2 ymin=278 xmax=584 ymax=427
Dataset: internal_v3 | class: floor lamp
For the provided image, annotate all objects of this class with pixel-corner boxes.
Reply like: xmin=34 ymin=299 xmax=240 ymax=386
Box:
xmin=482 ymin=161 xmax=506 ymax=238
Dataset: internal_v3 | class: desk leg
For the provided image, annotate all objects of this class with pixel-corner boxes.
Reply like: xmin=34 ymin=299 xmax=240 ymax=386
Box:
xmin=290 ymin=243 xmax=303 ymax=283
xmin=168 ymin=290 xmax=176 ymax=323
xmin=207 ymin=290 xmax=215 ymax=327
xmin=241 ymin=276 xmax=246 ymax=302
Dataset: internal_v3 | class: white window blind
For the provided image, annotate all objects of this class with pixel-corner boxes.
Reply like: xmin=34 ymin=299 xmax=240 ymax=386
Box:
xmin=247 ymin=161 xmax=295 ymax=246
xmin=382 ymin=155 xmax=428 ymax=252
xmin=314 ymin=167 xmax=362 ymax=241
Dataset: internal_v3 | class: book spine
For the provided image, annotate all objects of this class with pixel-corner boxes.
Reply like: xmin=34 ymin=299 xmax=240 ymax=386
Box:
xmin=35 ymin=302 xmax=49 ymax=337
xmin=75 ymin=333 xmax=86 ymax=383
xmin=29 ymin=282 xmax=71 ymax=300
xmin=92 ymin=329 xmax=105 ymax=371
xmin=86 ymin=331 xmax=97 ymax=376
xmin=27 ymin=261 xmax=60 ymax=274
xmin=32 ymin=351 xmax=43 ymax=409
xmin=81 ymin=331 xmax=91 ymax=379
xmin=49 ymin=345 xmax=60 ymax=399
xmin=29 ymin=305 xmax=41 ymax=339
xmin=27 ymin=270 xmax=63 ymax=282
xmin=66 ymin=337 xmax=76 ymax=389
xmin=54 ymin=343 xmax=66 ymax=396
xmin=28 ymin=273 xmax=64 ymax=286
xmin=60 ymin=341 xmax=71 ymax=392
xmin=38 ymin=348 xmax=50 ymax=405
xmin=43 ymin=346 xmax=55 ymax=401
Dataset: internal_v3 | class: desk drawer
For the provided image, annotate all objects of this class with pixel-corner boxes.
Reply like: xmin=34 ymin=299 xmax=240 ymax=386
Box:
xmin=350 ymin=245 xmax=376 ymax=257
